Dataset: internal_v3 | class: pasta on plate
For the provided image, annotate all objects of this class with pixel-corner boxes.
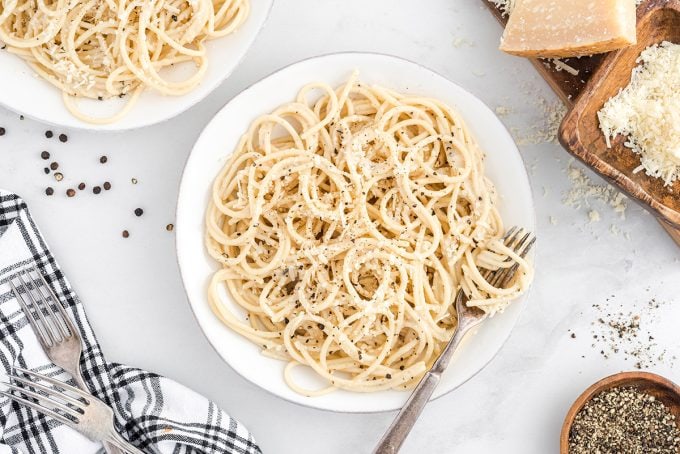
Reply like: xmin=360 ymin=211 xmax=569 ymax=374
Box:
xmin=0 ymin=0 xmax=248 ymax=123
xmin=205 ymin=74 xmax=533 ymax=395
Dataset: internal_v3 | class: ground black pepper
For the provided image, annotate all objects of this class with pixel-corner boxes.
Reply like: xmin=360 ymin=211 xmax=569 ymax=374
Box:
xmin=58 ymin=133 xmax=68 ymax=143
xmin=41 ymin=151 xmax=50 ymax=160
xmin=569 ymin=386 xmax=680 ymax=454
xmin=103 ymin=182 xmax=111 ymax=190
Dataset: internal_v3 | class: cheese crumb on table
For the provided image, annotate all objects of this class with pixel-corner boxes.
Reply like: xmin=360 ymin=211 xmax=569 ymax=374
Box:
xmin=598 ymin=41 xmax=680 ymax=187
xmin=498 ymin=0 xmax=637 ymax=58
xmin=564 ymin=161 xmax=628 ymax=219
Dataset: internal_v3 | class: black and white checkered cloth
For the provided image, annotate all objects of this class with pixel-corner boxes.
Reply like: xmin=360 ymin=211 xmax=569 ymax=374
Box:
xmin=0 ymin=190 xmax=262 ymax=454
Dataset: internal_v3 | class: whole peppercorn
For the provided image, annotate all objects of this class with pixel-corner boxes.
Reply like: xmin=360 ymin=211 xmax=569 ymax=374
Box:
xmin=41 ymin=151 xmax=50 ymax=160
xmin=134 ymin=208 xmax=143 ymax=217
xmin=122 ymin=230 xmax=130 ymax=238
xmin=103 ymin=182 xmax=111 ymax=190
xmin=93 ymin=186 xmax=102 ymax=194
xmin=58 ymin=133 xmax=68 ymax=143
xmin=45 ymin=187 xmax=54 ymax=196
xmin=66 ymin=189 xmax=76 ymax=197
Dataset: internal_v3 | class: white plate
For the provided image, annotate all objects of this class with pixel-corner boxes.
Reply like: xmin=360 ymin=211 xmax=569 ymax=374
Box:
xmin=176 ymin=52 xmax=536 ymax=413
xmin=0 ymin=0 xmax=272 ymax=131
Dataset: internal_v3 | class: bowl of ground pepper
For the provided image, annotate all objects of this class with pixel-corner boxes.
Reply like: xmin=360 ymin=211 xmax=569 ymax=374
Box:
xmin=561 ymin=372 xmax=680 ymax=454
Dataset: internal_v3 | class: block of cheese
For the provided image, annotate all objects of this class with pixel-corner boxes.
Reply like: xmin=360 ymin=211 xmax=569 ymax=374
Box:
xmin=499 ymin=0 xmax=637 ymax=58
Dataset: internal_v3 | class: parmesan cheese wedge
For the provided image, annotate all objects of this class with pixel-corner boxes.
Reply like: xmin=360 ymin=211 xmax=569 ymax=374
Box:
xmin=499 ymin=0 xmax=637 ymax=58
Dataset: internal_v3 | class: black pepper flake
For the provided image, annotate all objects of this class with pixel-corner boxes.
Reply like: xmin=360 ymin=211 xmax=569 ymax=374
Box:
xmin=41 ymin=151 xmax=50 ymax=160
xmin=99 ymin=155 xmax=108 ymax=164
xmin=134 ymin=208 xmax=143 ymax=217
xmin=66 ymin=189 xmax=75 ymax=197
xmin=93 ymin=186 xmax=102 ymax=194
xmin=45 ymin=130 xmax=53 ymax=138
xmin=58 ymin=133 xmax=68 ymax=143
xmin=386 ymin=374 xmax=392 ymax=379
xmin=45 ymin=187 xmax=54 ymax=196
xmin=122 ymin=230 xmax=130 ymax=238
xmin=103 ymin=182 xmax=111 ymax=190
xmin=78 ymin=182 xmax=86 ymax=190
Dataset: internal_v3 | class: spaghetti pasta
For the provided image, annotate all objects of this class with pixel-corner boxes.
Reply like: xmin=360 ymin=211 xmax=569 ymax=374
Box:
xmin=0 ymin=0 xmax=248 ymax=123
xmin=205 ymin=74 xmax=533 ymax=395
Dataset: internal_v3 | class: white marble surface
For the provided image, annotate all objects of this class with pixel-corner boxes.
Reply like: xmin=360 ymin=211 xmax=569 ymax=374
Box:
xmin=0 ymin=1 xmax=678 ymax=452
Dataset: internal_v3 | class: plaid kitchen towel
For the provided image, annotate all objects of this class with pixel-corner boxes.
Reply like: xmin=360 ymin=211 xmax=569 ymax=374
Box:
xmin=0 ymin=190 xmax=261 ymax=454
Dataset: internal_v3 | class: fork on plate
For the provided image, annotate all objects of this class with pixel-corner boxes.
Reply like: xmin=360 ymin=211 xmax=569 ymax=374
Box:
xmin=7 ymin=267 xmax=144 ymax=454
xmin=373 ymin=227 xmax=536 ymax=453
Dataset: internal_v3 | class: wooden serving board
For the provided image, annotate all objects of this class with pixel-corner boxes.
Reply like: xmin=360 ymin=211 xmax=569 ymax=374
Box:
xmin=481 ymin=0 xmax=680 ymax=247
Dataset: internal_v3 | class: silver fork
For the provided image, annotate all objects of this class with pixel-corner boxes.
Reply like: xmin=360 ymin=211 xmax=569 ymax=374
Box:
xmin=9 ymin=267 xmax=142 ymax=454
xmin=0 ymin=367 xmax=144 ymax=453
xmin=373 ymin=227 xmax=536 ymax=454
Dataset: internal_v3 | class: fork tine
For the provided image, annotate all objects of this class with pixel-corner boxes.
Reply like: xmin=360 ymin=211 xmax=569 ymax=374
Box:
xmin=490 ymin=232 xmax=535 ymax=288
xmin=14 ymin=272 xmax=59 ymax=346
xmin=9 ymin=280 xmax=51 ymax=350
xmin=9 ymin=374 xmax=85 ymax=409
xmin=0 ymin=390 xmax=74 ymax=426
xmin=498 ymin=234 xmax=536 ymax=288
xmin=3 ymin=381 xmax=83 ymax=419
xmin=32 ymin=266 xmax=73 ymax=339
xmin=14 ymin=367 xmax=91 ymax=402
xmin=488 ymin=232 xmax=532 ymax=287
xmin=488 ymin=230 xmax=531 ymax=286
xmin=481 ymin=226 xmax=519 ymax=280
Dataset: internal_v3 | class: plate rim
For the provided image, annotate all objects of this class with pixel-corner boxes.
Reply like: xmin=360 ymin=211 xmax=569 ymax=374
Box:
xmin=0 ymin=0 xmax=274 ymax=131
xmin=175 ymin=51 xmax=537 ymax=413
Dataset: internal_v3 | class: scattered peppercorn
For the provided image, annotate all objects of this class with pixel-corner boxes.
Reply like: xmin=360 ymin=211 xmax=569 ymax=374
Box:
xmin=78 ymin=182 xmax=86 ymax=190
xmin=134 ymin=208 xmax=143 ymax=217
xmin=45 ymin=130 xmax=53 ymax=138
xmin=43 ymin=167 xmax=50 ymax=175
xmin=166 ymin=224 xmax=174 ymax=232
xmin=54 ymin=172 xmax=63 ymax=181
xmin=122 ymin=230 xmax=130 ymax=238
xmin=45 ymin=187 xmax=54 ymax=196
xmin=93 ymin=186 xmax=102 ymax=194
xmin=131 ymin=178 xmax=138 ymax=184
xmin=103 ymin=181 xmax=111 ymax=190
xmin=58 ymin=133 xmax=68 ymax=143
xmin=50 ymin=162 xmax=59 ymax=171
xmin=66 ymin=189 xmax=76 ymax=197
xmin=19 ymin=115 xmax=24 ymax=120
xmin=569 ymin=386 xmax=680 ymax=454
xmin=41 ymin=151 xmax=50 ymax=160
xmin=99 ymin=155 xmax=107 ymax=164
xmin=0 ymin=127 xmax=5 ymax=136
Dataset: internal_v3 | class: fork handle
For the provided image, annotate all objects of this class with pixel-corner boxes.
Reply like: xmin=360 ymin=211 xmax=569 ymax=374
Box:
xmin=372 ymin=323 xmax=475 ymax=454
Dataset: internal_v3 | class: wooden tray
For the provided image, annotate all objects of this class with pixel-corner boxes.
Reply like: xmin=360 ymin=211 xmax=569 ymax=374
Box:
xmin=482 ymin=0 xmax=680 ymax=246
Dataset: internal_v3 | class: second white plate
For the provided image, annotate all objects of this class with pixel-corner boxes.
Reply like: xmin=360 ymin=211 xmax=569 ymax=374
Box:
xmin=176 ymin=52 xmax=536 ymax=413
xmin=0 ymin=0 xmax=272 ymax=131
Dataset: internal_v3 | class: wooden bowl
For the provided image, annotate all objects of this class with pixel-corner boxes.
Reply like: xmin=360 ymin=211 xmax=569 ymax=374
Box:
xmin=559 ymin=0 xmax=680 ymax=230
xmin=560 ymin=371 xmax=680 ymax=454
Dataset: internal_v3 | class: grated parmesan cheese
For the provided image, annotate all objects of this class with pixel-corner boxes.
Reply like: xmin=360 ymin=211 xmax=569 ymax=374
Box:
xmin=598 ymin=41 xmax=680 ymax=187
xmin=564 ymin=160 xmax=628 ymax=219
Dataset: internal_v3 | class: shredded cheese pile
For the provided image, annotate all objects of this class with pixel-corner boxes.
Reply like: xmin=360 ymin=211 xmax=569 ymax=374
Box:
xmin=598 ymin=41 xmax=680 ymax=187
